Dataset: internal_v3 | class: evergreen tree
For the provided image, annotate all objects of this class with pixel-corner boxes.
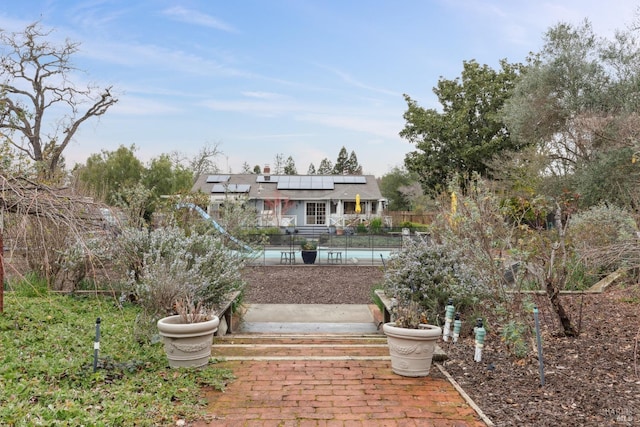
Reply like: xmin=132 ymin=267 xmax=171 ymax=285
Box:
xmin=283 ymin=156 xmax=297 ymax=175
xmin=318 ymin=158 xmax=333 ymax=174
xmin=347 ymin=151 xmax=363 ymax=174
xmin=307 ymin=163 xmax=316 ymax=174
xmin=333 ymin=147 xmax=349 ymax=174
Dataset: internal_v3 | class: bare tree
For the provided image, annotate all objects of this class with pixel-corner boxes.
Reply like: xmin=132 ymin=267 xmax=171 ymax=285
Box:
xmin=272 ymin=153 xmax=285 ymax=174
xmin=188 ymin=142 xmax=222 ymax=176
xmin=0 ymin=22 xmax=117 ymax=180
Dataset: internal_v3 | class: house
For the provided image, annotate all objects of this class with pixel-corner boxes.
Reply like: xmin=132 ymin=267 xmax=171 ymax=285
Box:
xmin=191 ymin=166 xmax=389 ymax=235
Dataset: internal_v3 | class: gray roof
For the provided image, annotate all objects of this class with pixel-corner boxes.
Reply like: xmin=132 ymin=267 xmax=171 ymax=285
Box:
xmin=192 ymin=174 xmax=383 ymax=201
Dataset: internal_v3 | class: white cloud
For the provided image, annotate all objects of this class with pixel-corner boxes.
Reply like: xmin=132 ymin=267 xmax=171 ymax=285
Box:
xmin=296 ymin=113 xmax=401 ymax=140
xmin=241 ymin=91 xmax=287 ymax=100
xmin=317 ymin=64 xmax=399 ymax=97
xmin=161 ymin=6 xmax=238 ymax=33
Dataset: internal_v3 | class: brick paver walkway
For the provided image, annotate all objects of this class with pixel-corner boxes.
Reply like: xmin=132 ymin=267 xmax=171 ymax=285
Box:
xmin=194 ymin=334 xmax=490 ymax=426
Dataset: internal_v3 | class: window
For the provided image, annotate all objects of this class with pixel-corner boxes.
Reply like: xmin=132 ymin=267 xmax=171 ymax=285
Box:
xmin=306 ymin=202 xmax=326 ymax=225
xmin=344 ymin=201 xmax=356 ymax=214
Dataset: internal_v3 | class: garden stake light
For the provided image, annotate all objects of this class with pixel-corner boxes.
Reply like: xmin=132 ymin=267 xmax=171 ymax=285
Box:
xmin=93 ymin=317 xmax=101 ymax=373
xmin=453 ymin=312 xmax=462 ymax=343
xmin=443 ymin=299 xmax=455 ymax=341
xmin=474 ymin=318 xmax=486 ymax=362
xmin=534 ymin=306 xmax=545 ymax=386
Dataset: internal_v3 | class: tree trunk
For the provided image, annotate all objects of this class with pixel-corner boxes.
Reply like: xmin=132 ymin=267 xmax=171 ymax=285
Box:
xmin=545 ymin=276 xmax=578 ymax=337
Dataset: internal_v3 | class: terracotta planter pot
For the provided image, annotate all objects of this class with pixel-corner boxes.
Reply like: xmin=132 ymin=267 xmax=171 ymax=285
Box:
xmin=382 ymin=322 xmax=442 ymax=377
xmin=157 ymin=315 xmax=220 ymax=368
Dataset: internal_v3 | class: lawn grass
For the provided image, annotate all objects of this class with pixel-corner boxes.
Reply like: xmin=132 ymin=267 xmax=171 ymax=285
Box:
xmin=0 ymin=292 xmax=233 ymax=426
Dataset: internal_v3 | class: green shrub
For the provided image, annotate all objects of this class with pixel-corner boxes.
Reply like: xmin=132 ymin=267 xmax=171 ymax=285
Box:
xmin=369 ymin=217 xmax=383 ymax=234
xmin=500 ymin=320 xmax=531 ymax=358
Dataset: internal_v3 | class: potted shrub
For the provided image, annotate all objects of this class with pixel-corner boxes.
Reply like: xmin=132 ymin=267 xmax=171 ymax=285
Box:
xmin=300 ymin=239 xmax=318 ymax=264
xmin=382 ymin=299 xmax=442 ymax=377
xmin=156 ymin=298 xmax=220 ymax=368
xmin=381 ymin=238 xmax=489 ymax=376
xmin=126 ymin=226 xmax=245 ymax=368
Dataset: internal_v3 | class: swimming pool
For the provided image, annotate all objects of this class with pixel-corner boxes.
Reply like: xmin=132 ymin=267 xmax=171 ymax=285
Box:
xmin=248 ymin=247 xmax=396 ymax=264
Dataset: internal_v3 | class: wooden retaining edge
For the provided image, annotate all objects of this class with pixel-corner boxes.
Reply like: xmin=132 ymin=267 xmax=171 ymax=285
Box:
xmin=586 ymin=268 xmax=627 ymax=293
xmin=436 ymin=363 xmax=495 ymax=427
xmin=506 ymin=268 xmax=628 ymax=295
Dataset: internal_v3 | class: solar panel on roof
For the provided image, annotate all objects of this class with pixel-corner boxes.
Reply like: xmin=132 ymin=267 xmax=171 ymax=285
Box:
xmin=206 ymin=175 xmax=230 ymax=183
xmin=276 ymin=175 xmax=334 ymax=190
xmin=211 ymin=184 xmax=250 ymax=193
xmin=334 ymin=176 xmax=366 ymax=184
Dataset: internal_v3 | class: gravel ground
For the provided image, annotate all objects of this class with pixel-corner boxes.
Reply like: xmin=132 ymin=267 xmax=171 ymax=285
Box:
xmin=241 ymin=265 xmax=384 ymax=304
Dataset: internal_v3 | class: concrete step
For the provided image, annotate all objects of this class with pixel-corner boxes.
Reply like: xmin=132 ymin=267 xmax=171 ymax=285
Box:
xmin=236 ymin=303 xmax=382 ymax=334
xmin=213 ymin=334 xmax=389 ymax=360
xmin=212 ymin=333 xmax=447 ymax=362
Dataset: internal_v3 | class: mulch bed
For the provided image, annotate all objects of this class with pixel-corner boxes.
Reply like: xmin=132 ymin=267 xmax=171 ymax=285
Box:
xmin=241 ymin=266 xmax=640 ymax=427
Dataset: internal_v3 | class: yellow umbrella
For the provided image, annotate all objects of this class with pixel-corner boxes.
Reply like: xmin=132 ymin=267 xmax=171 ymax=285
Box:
xmin=355 ymin=194 xmax=362 ymax=213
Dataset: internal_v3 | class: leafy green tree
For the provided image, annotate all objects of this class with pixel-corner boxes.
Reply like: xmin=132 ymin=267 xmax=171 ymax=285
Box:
xmin=379 ymin=167 xmax=416 ymax=211
xmin=283 ymin=156 xmax=297 ymax=175
xmin=76 ymin=145 xmax=143 ymax=204
xmin=400 ymin=59 xmax=526 ymax=195
xmin=143 ymin=154 xmax=193 ymax=198
xmin=253 ymin=165 xmax=261 ymax=174
xmin=0 ymin=23 xmax=117 ymax=181
xmin=317 ymin=158 xmax=333 ymax=174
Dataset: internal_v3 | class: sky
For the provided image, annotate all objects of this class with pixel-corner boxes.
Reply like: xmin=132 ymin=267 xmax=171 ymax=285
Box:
xmin=1 ymin=1 xmax=638 ymax=177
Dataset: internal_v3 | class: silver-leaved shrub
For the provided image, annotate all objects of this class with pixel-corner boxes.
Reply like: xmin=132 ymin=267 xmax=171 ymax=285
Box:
xmin=383 ymin=238 xmax=490 ymax=325
xmin=126 ymin=226 xmax=245 ymax=339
